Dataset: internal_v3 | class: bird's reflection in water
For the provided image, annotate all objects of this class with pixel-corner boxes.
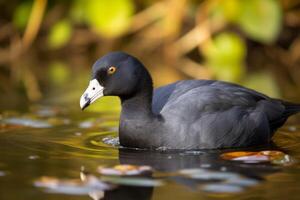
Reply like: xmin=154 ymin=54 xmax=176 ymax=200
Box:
xmin=98 ymin=147 xmax=282 ymax=200
xmin=118 ymin=147 xmax=281 ymax=174
xmin=34 ymin=146 xmax=285 ymax=200
xmin=99 ymin=185 xmax=153 ymax=200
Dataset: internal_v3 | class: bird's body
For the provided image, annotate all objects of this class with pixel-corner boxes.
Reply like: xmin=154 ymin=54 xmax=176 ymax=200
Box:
xmin=80 ymin=52 xmax=300 ymax=150
xmin=120 ymin=80 xmax=297 ymax=149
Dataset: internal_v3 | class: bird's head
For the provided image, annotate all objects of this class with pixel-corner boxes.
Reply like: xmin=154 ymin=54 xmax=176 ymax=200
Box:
xmin=80 ymin=51 xmax=151 ymax=110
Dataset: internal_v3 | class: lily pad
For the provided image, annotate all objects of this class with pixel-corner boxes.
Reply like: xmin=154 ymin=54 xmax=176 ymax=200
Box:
xmin=220 ymin=150 xmax=291 ymax=164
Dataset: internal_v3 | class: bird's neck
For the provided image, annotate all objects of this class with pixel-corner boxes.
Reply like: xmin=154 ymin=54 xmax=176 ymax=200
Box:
xmin=120 ymin=67 xmax=155 ymax=119
xmin=120 ymin=88 xmax=154 ymax=119
xmin=118 ymin=67 xmax=162 ymax=149
xmin=119 ymin=87 xmax=161 ymax=149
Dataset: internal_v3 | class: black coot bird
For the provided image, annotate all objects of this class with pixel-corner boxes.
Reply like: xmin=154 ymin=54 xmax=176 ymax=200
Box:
xmin=80 ymin=52 xmax=300 ymax=150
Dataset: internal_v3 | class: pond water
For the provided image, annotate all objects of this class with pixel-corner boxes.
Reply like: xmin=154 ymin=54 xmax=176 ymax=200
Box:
xmin=0 ymin=104 xmax=300 ymax=200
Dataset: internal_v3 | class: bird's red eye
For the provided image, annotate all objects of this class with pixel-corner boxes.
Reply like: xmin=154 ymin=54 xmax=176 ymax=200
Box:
xmin=107 ymin=66 xmax=116 ymax=75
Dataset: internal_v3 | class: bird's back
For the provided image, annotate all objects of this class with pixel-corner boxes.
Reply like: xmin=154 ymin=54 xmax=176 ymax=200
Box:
xmin=152 ymin=80 xmax=296 ymax=149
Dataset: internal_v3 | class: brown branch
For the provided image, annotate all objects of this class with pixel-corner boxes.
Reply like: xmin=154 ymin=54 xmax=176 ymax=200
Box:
xmin=176 ymin=57 xmax=212 ymax=79
xmin=22 ymin=0 xmax=47 ymax=51
xmin=129 ymin=1 xmax=167 ymax=33
xmin=23 ymin=66 xmax=42 ymax=101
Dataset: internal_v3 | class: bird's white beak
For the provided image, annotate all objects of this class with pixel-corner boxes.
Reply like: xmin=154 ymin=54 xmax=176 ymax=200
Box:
xmin=80 ymin=79 xmax=104 ymax=110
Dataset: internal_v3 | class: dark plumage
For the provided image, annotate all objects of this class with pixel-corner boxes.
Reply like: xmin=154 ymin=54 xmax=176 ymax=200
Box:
xmin=80 ymin=51 xmax=300 ymax=150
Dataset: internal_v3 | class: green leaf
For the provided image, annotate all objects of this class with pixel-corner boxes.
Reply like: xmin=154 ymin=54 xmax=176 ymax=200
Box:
xmin=13 ymin=1 xmax=32 ymax=29
xmin=203 ymin=32 xmax=246 ymax=82
xmin=74 ymin=0 xmax=134 ymax=37
xmin=48 ymin=19 xmax=72 ymax=49
xmin=236 ymin=0 xmax=282 ymax=43
xmin=212 ymin=0 xmax=240 ymax=22
xmin=70 ymin=0 xmax=86 ymax=23
xmin=48 ymin=61 xmax=71 ymax=85
xmin=242 ymin=71 xmax=280 ymax=98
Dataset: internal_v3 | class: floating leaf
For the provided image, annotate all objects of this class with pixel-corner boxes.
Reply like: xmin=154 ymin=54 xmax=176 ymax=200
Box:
xmin=34 ymin=175 xmax=114 ymax=195
xmin=203 ymin=183 xmax=243 ymax=193
xmin=179 ymin=168 xmax=207 ymax=175
xmin=189 ymin=172 xmax=240 ymax=181
xmin=236 ymin=0 xmax=282 ymax=43
xmin=221 ymin=150 xmax=291 ymax=164
xmin=48 ymin=19 xmax=72 ymax=49
xmin=203 ymin=32 xmax=246 ymax=82
xmin=0 ymin=171 xmax=6 ymax=177
xmin=179 ymin=168 xmax=239 ymax=181
xmin=1 ymin=123 xmax=24 ymax=130
xmin=28 ymin=155 xmax=40 ymax=160
xmin=2 ymin=118 xmax=51 ymax=128
xmin=179 ymin=168 xmax=258 ymax=193
xmin=34 ymin=108 xmax=57 ymax=117
xmin=98 ymin=164 xmax=152 ymax=176
xmin=288 ymin=126 xmax=297 ymax=132
xmin=79 ymin=120 xmax=95 ymax=129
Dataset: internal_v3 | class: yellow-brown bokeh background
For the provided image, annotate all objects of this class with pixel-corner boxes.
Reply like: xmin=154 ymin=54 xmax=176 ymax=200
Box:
xmin=0 ymin=0 xmax=300 ymax=109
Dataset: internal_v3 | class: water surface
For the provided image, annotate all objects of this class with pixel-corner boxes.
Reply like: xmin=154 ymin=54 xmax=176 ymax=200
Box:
xmin=0 ymin=105 xmax=300 ymax=200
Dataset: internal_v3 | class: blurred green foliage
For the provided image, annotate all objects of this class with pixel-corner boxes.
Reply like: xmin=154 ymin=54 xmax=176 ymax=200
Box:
xmin=203 ymin=32 xmax=246 ymax=82
xmin=243 ymin=71 xmax=280 ymax=98
xmin=48 ymin=19 xmax=72 ymax=49
xmin=208 ymin=0 xmax=282 ymax=81
xmin=237 ymin=0 xmax=281 ymax=43
xmin=1 ymin=0 xmax=299 ymax=105
xmin=71 ymin=0 xmax=134 ymax=37
xmin=216 ymin=0 xmax=282 ymax=43
xmin=48 ymin=61 xmax=71 ymax=85
xmin=13 ymin=1 xmax=32 ymax=29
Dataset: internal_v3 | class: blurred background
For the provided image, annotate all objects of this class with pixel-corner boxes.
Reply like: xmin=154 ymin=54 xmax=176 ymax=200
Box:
xmin=0 ymin=0 xmax=300 ymax=110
